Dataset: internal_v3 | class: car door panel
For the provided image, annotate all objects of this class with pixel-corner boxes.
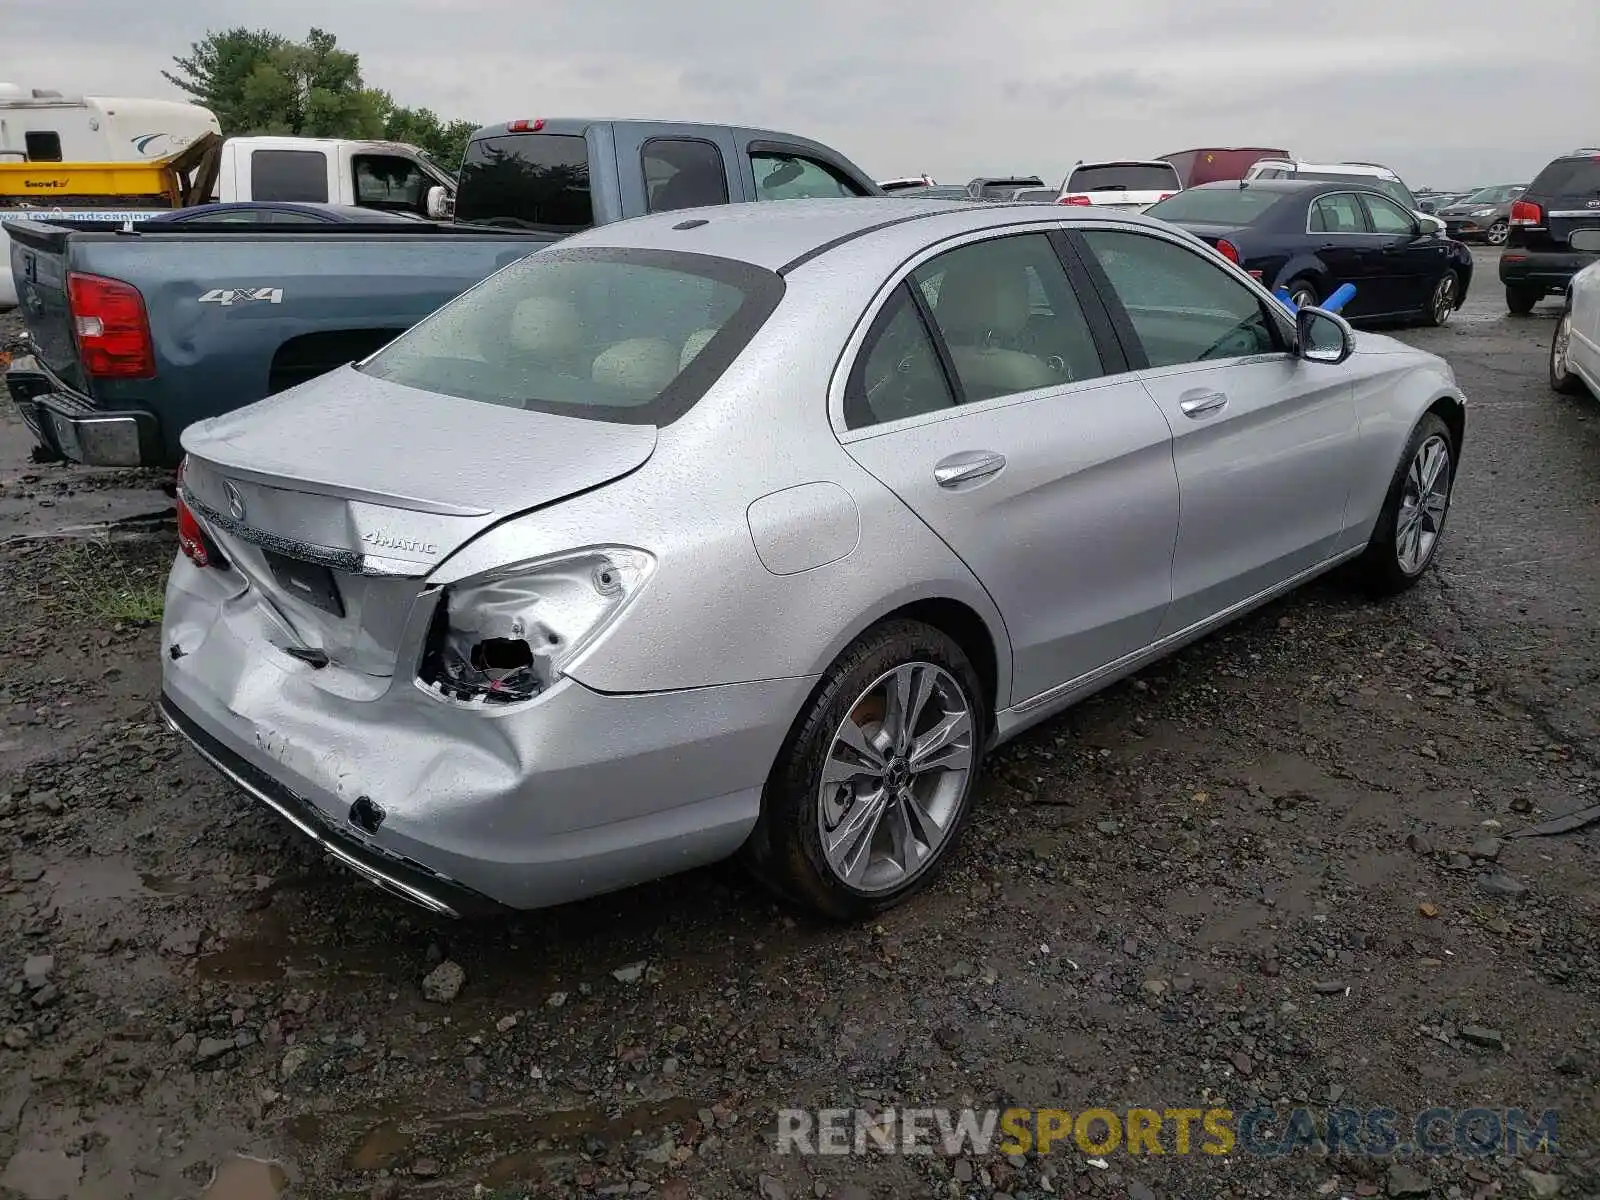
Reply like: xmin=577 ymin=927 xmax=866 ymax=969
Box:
xmin=1137 ymin=357 xmax=1356 ymax=632
xmin=1361 ymin=193 xmax=1442 ymax=313
xmin=834 ymin=230 xmax=1179 ymax=705
xmin=844 ymin=380 xmax=1179 ymax=703
xmin=1307 ymin=192 xmax=1382 ymax=317
xmin=1070 ymin=226 xmax=1360 ymax=634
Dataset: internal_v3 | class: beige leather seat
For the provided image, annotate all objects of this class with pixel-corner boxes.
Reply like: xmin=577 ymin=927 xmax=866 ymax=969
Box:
xmin=592 ymin=338 xmax=682 ymax=401
xmin=932 ymin=257 xmax=1059 ymax=401
xmin=506 ymin=294 xmax=588 ymax=377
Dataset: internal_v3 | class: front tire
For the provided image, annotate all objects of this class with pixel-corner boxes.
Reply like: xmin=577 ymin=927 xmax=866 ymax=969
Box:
xmin=746 ymin=620 xmax=987 ymax=920
xmin=1352 ymin=413 xmax=1456 ymax=597
xmin=1506 ymin=285 xmax=1541 ymax=315
xmin=1551 ymin=306 xmax=1586 ymax=396
xmin=1424 ymin=270 xmax=1459 ymax=327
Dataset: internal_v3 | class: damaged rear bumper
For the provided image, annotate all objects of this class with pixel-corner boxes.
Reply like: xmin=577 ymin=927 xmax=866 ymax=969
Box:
xmin=6 ymin=354 xmax=162 ymax=466
xmin=160 ymin=557 xmax=814 ymax=915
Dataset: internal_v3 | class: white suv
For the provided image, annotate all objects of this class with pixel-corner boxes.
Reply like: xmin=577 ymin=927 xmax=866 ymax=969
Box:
xmin=1244 ymin=158 xmax=1427 ymax=218
xmin=1056 ymin=159 xmax=1183 ymax=213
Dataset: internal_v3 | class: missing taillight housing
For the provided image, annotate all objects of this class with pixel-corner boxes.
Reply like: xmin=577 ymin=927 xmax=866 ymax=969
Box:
xmin=67 ymin=271 xmax=155 ymax=379
xmin=416 ymin=547 xmax=655 ymax=707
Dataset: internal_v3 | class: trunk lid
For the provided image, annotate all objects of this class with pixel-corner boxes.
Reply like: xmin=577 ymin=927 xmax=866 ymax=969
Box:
xmin=1168 ymin=222 xmax=1242 ymax=249
xmin=179 ymin=365 xmax=656 ymax=676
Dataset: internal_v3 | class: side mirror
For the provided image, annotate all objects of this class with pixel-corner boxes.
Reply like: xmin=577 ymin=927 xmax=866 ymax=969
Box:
xmin=1570 ymin=228 xmax=1600 ymax=253
xmin=1296 ymin=306 xmax=1354 ymax=365
xmin=1417 ymin=213 xmax=1446 ymax=236
xmin=425 ymin=185 xmax=454 ymax=221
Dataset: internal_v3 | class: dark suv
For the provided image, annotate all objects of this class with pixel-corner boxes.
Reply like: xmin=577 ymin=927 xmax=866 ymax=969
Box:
xmin=1500 ymin=149 xmax=1600 ymax=314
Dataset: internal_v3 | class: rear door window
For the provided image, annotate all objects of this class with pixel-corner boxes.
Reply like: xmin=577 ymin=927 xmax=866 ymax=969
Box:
xmin=750 ymin=152 xmax=868 ymax=200
xmin=643 ymin=138 xmax=729 ymax=213
xmin=455 ymin=133 xmax=594 ymax=231
xmin=250 ymin=150 xmax=330 ymax=202
xmin=1309 ymin=193 xmax=1369 ymax=233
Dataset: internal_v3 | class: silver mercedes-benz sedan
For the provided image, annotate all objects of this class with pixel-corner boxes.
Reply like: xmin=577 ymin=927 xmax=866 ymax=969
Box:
xmin=161 ymin=197 xmax=1465 ymax=920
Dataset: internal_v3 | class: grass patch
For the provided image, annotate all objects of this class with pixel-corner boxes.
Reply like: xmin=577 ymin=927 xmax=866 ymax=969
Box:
xmin=15 ymin=536 xmax=171 ymax=627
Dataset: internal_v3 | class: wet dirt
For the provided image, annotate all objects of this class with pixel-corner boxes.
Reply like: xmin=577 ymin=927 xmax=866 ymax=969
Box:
xmin=0 ymin=252 xmax=1597 ymax=1198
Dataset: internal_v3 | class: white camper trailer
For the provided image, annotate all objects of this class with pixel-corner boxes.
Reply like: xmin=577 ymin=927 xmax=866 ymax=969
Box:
xmin=0 ymin=84 xmax=220 ymax=164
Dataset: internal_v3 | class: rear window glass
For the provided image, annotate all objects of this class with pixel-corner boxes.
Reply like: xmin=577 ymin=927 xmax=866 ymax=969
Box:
xmin=250 ymin=150 xmax=329 ymax=202
xmin=455 ymin=133 xmax=593 ymax=231
xmin=358 ymin=247 xmax=784 ymax=425
xmin=1066 ymin=164 xmax=1181 ymax=193
xmin=1528 ymin=157 xmax=1600 ymax=197
xmin=1145 ymin=187 xmax=1282 ymax=224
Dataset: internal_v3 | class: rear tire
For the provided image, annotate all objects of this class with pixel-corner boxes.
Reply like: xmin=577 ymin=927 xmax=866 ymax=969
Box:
xmin=1423 ymin=270 xmax=1459 ymax=327
xmin=1551 ymin=307 xmax=1586 ymax=396
xmin=743 ymin=620 xmax=987 ymax=920
xmin=1486 ymin=220 xmax=1509 ymax=246
xmin=1506 ymin=285 xmax=1541 ymax=315
xmin=1351 ymin=413 xmax=1456 ymax=597
xmin=1286 ymin=277 xmax=1320 ymax=310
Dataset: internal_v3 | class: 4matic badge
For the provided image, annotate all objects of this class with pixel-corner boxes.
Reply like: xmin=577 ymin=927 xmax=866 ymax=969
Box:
xmin=361 ymin=529 xmax=439 ymax=555
xmin=199 ymin=287 xmax=284 ymax=306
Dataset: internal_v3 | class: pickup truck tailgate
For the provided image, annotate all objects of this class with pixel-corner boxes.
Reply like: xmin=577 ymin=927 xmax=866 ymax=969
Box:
xmin=5 ymin=221 xmax=86 ymax=392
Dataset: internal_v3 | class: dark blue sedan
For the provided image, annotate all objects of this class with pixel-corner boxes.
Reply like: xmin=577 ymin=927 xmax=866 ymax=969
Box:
xmin=1145 ymin=179 xmax=1474 ymax=326
xmin=145 ymin=202 xmax=427 ymax=226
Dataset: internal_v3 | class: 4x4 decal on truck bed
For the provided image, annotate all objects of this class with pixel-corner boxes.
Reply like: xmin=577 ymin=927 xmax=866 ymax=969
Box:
xmin=199 ymin=287 xmax=283 ymax=306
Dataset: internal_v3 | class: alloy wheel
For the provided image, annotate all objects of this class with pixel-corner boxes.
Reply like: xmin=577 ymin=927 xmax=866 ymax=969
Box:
xmin=1396 ymin=434 xmax=1451 ymax=575
xmin=1290 ymin=285 xmax=1318 ymax=310
xmin=1432 ymin=275 xmax=1457 ymax=325
xmin=1552 ymin=312 xmax=1572 ymax=381
xmin=1487 ymin=221 xmax=1509 ymax=246
xmin=817 ymin=662 xmax=975 ymax=893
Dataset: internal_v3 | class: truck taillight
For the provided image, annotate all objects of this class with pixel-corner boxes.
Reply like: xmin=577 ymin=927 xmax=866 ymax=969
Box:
xmin=1058 ymin=194 xmax=1092 ymax=206
xmin=1216 ymin=238 xmax=1242 ymax=265
xmin=1509 ymin=199 xmax=1543 ymax=227
xmin=67 ymin=272 xmax=154 ymax=379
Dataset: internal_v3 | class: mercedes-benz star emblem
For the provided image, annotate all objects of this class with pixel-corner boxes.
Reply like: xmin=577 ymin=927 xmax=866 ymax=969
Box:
xmin=223 ymin=481 xmax=246 ymax=522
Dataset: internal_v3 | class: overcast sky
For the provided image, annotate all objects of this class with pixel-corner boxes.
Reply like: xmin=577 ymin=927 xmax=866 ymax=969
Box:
xmin=9 ymin=0 xmax=1598 ymax=190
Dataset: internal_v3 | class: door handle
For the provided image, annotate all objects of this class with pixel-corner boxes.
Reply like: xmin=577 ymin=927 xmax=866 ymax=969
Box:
xmin=1178 ymin=390 xmax=1228 ymax=418
xmin=934 ymin=450 xmax=1007 ymax=488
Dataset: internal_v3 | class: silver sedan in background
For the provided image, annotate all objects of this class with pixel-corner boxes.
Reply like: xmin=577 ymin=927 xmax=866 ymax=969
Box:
xmin=161 ymin=198 xmax=1466 ymax=921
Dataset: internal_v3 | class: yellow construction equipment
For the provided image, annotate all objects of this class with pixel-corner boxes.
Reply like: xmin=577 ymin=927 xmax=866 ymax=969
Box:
xmin=0 ymin=131 xmax=221 ymax=210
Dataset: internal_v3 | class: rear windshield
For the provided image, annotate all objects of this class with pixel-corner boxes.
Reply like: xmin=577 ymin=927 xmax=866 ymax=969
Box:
xmin=1528 ymin=156 xmax=1600 ymax=198
xmin=1144 ymin=187 xmax=1283 ymax=224
xmin=358 ymin=247 xmax=784 ymax=425
xmin=1066 ymin=163 xmax=1181 ymax=193
xmin=455 ymin=133 xmax=594 ymax=232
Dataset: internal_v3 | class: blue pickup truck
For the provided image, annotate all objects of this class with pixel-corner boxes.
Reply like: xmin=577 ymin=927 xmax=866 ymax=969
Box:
xmin=5 ymin=118 xmax=881 ymax=467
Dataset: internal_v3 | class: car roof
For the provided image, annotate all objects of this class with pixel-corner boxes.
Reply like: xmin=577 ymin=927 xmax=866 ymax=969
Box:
xmin=555 ymin=196 xmax=1178 ymax=273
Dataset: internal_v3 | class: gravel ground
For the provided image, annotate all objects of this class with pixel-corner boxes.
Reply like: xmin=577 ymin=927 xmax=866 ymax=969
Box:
xmin=1 ymin=252 xmax=1598 ymax=1200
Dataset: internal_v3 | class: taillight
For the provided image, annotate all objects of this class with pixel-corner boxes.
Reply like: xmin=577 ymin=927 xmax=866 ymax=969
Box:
xmin=174 ymin=456 xmax=213 ymax=568
xmin=1509 ymin=199 xmax=1543 ymax=227
xmin=1216 ymin=238 xmax=1242 ymax=265
xmin=67 ymin=272 xmax=154 ymax=379
xmin=1058 ymin=194 xmax=1092 ymax=206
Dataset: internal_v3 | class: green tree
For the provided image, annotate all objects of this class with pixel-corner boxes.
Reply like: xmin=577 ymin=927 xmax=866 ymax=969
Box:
xmin=165 ymin=27 xmax=474 ymax=150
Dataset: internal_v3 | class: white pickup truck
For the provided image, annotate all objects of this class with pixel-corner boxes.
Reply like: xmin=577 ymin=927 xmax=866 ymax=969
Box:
xmin=1 ymin=135 xmax=456 ymax=306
